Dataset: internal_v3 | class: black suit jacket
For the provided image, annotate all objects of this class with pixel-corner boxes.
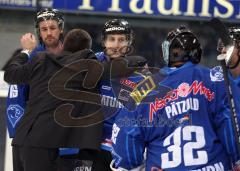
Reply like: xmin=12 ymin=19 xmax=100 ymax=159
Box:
xmin=4 ymin=49 xmax=104 ymax=149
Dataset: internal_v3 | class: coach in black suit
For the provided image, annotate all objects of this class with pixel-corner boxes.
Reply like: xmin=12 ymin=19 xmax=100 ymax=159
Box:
xmin=4 ymin=28 xmax=104 ymax=171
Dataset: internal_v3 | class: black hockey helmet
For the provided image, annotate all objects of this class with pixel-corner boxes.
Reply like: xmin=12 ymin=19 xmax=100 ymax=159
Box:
xmin=217 ymin=26 xmax=240 ymax=52
xmin=228 ymin=26 xmax=240 ymax=41
xmin=35 ymin=8 xmax=64 ymax=44
xmin=101 ymin=19 xmax=133 ymax=45
xmin=162 ymin=25 xmax=202 ymax=67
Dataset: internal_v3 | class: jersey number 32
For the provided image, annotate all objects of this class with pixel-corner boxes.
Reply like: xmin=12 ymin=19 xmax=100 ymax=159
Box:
xmin=161 ymin=126 xmax=208 ymax=169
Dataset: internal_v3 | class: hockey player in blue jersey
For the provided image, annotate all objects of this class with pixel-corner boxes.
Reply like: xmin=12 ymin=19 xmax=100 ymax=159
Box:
xmin=217 ymin=26 xmax=240 ymax=78
xmin=94 ymin=19 xmax=149 ymax=170
xmin=217 ymin=26 xmax=240 ymax=129
xmin=110 ymin=25 xmax=240 ymax=171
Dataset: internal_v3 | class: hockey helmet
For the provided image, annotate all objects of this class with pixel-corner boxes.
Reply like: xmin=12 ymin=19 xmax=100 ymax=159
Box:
xmin=35 ymin=8 xmax=64 ymax=44
xmin=217 ymin=26 xmax=240 ymax=52
xmin=162 ymin=25 xmax=202 ymax=67
xmin=228 ymin=26 xmax=240 ymax=41
xmin=101 ymin=19 xmax=133 ymax=45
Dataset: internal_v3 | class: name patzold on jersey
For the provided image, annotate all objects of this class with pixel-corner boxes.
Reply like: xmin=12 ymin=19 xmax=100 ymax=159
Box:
xmin=149 ymin=81 xmax=214 ymax=121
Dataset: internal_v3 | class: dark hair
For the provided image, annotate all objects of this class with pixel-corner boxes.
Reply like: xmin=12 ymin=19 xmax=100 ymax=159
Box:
xmin=63 ymin=29 xmax=92 ymax=53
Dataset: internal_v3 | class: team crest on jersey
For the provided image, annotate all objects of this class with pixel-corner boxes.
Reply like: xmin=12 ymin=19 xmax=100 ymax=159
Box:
xmin=210 ymin=66 xmax=224 ymax=82
xmin=7 ymin=104 xmax=24 ymax=127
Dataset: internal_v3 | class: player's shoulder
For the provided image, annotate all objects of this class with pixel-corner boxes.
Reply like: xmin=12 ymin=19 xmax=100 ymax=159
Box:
xmin=193 ymin=64 xmax=224 ymax=82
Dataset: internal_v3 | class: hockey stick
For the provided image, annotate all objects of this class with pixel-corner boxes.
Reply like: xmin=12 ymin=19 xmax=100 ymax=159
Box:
xmin=210 ymin=18 xmax=240 ymax=153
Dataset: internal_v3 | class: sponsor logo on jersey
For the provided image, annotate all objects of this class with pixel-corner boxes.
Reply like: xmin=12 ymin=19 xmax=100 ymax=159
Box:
xmin=118 ymin=88 xmax=131 ymax=102
xmin=7 ymin=104 xmax=24 ymax=127
xmin=149 ymin=81 xmax=214 ymax=122
xmin=190 ymin=162 xmax=224 ymax=171
xmin=210 ymin=66 xmax=224 ymax=82
xmin=102 ymin=85 xmax=112 ymax=91
xmin=37 ymin=12 xmax=55 ymax=19
xmin=120 ymin=79 xmax=137 ymax=89
xmin=73 ymin=160 xmax=93 ymax=171
xmin=101 ymin=95 xmax=123 ymax=108
xmin=106 ymin=27 xmax=125 ymax=32
xmin=130 ymin=76 xmax=156 ymax=105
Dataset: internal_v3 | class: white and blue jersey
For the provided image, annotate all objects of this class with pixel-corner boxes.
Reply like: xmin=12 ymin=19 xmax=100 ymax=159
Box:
xmin=111 ymin=62 xmax=240 ymax=170
xmin=6 ymin=45 xmax=45 ymax=138
xmin=58 ymin=52 xmax=148 ymax=155
xmin=95 ymin=52 xmax=147 ymax=151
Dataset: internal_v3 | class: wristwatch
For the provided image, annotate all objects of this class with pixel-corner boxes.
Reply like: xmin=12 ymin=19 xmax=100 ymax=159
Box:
xmin=21 ymin=49 xmax=31 ymax=57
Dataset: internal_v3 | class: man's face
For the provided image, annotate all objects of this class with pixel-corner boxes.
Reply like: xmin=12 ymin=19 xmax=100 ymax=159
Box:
xmin=104 ymin=34 xmax=129 ymax=59
xmin=39 ymin=19 xmax=62 ymax=48
xmin=217 ymin=38 xmax=240 ymax=54
xmin=217 ymin=38 xmax=240 ymax=67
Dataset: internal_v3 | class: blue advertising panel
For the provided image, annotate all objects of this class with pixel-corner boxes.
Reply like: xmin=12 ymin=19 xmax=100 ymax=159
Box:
xmin=0 ymin=0 xmax=240 ymax=21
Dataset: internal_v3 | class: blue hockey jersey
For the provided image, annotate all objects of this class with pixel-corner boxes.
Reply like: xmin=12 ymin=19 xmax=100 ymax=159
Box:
xmin=111 ymin=62 xmax=240 ymax=171
xmin=95 ymin=52 xmax=148 ymax=151
xmin=6 ymin=45 xmax=45 ymax=138
xmin=59 ymin=52 xmax=150 ymax=155
xmin=229 ymin=73 xmax=240 ymax=124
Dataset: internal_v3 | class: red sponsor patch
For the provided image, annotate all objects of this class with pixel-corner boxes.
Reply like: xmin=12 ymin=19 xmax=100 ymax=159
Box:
xmin=120 ymin=79 xmax=137 ymax=89
xmin=148 ymin=81 xmax=214 ymax=122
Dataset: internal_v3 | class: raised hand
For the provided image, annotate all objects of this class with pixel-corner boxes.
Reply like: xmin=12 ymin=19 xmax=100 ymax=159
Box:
xmin=20 ymin=33 xmax=37 ymax=53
